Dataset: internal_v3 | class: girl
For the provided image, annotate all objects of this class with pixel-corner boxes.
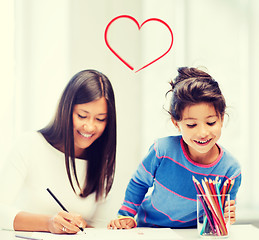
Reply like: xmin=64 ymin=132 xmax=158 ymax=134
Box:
xmin=0 ymin=69 xmax=116 ymax=233
xmin=108 ymin=67 xmax=241 ymax=229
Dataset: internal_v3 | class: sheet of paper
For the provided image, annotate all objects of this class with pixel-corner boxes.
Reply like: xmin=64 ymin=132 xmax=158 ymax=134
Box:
xmin=32 ymin=228 xmax=183 ymax=240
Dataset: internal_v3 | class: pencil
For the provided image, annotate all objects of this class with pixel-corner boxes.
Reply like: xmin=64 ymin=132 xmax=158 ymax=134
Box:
xmin=192 ymin=177 xmax=214 ymax=233
xmin=227 ymin=179 xmax=235 ymax=194
xmin=15 ymin=235 xmax=43 ymax=240
xmin=46 ymin=188 xmax=86 ymax=233
xmin=208 ymin=179 xmax=227 ymax=235
xmin=194 ymin=178 xmax=219 ymax=223
xmin=209 ymin=179 xmax=221 ymax=214
xmin=215 ymin=180 xmax=224 ymax=215
xmin=221 ymin=180 xmax=228 ymax=207
xmin=225 ymin=179 xmax=232 ymax=196
xmin=202 ymin=179 xmax=227 ymax=235
xmin=193 ymin=177 xmax=218 ymax=235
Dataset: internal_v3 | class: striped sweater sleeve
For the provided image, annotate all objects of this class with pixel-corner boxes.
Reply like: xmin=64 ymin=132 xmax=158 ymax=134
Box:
xmin=227 ymin=166 xmax=242 ymax=201
xmin=118 ymin=141 xmax=162 ymax=217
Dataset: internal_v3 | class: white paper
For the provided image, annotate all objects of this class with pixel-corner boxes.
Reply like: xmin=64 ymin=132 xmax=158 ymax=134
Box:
xmin=32 ymin=228 xmax=183 ymax=240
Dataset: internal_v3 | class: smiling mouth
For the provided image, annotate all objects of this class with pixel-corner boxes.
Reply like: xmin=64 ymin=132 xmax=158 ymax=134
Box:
xmin=194 ymin=139 xmax=212 ymax=145
xmin=78 ymin=131 xmax=93 ymax=138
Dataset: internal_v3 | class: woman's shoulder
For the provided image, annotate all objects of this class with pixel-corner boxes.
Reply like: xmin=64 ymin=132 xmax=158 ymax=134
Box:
xmin=13 ymin=131 xmax=52 ymax=154
xmin=12 ymin=131 xmax=64 ymax=164
xmin=3 ymin=132 xmax=48 ymax=168
xmin=16 ymin=131 xmax=45 ymax=145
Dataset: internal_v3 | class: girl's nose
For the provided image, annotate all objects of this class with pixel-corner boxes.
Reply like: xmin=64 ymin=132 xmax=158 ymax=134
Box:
xmin=198 ymin=124 xmax=209 ymax=138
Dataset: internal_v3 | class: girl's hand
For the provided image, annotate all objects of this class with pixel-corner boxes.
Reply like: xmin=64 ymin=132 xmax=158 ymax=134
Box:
xmin=107 ymin=218 xmax=136 ymax=229
xmin=48 ymin=211 xmax=87 ymax=234
xmin=224 ymin=200 xmax=236 ymax=225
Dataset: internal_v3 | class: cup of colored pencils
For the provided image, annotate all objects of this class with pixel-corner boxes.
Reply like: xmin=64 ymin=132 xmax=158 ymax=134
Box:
xmin=193 ymin=176 xmax=234 ymax=238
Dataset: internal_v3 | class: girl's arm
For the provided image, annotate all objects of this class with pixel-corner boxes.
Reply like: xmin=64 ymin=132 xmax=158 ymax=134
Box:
xmin=224 ymin=200 xmax=236 ymax=224
xmin=88 ymin=191 xmax=121 ymax=228
xmin=223 ymin=172 xmax=241 ymax=225
xmin=109 ymin=142 xmax=162 ymax=228
xmin=108 ymin=216 xmax=137 ymax=229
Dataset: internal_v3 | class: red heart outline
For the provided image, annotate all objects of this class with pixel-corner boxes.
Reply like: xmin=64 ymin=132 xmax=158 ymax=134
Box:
xmin=104 ymin=15 xmax=174 ymax=73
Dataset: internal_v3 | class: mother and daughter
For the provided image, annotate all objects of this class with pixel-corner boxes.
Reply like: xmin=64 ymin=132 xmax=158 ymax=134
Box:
xmin=0 ymin=67 xmax=241 ymax=233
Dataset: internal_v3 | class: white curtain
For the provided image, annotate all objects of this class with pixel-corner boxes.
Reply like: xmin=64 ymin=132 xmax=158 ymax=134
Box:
xmin=0 ymin=0 xmax=15 ymax=162
xmin=1 ymin=0 xmax=258 ymax=222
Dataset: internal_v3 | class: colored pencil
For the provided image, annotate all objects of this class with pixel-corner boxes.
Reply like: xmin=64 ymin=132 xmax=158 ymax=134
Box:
xmin=221 ymin=180 xmax=228 ymax=207
xmin=215 ymin=180 xmax=224 ymax=215
xmin=208 ymin=179 xmax=227 ymax=235
xmin=192 ymin=176 xmax=233 ymax=237
xmin=202 ymin=179 xmax=225 ymax=235
xmin=192 ymin=177 xmax=215 ymax=234
xmin=193 ymin=177 xmax=220 ymax=235
xmin=227 ymin=179 xmax=235 ymax=194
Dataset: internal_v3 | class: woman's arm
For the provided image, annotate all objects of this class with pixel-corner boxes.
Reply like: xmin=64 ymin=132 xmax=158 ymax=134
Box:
xmin=14 ymin=211 xmax=87 ymax=234
xmin=0 ymin=144 xmax=29 ymax=230
xmin=13 ymin=212 xmax=51 ymax=232
xmin=0 ymin=137 xmax=86 ymax=233
xmin=0 ymin=133 xmax=89 ymax=233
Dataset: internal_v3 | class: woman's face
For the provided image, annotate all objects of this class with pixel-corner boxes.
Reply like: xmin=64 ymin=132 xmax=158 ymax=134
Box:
xmin=72 ymin=97 xmax=108 ymax=157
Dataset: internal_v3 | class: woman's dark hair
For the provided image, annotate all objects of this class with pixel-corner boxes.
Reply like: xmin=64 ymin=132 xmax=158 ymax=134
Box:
xmin=167 ymin=67 xmax=226 ymax=121
xmin=39 ymin=69 xmax=116 ymax=200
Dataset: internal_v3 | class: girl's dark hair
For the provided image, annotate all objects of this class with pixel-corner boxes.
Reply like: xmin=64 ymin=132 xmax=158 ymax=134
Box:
xmin=167 ymin=67 xmax=226 ymax=121
xmin=39 ymin=69 xmax=116 ymax=200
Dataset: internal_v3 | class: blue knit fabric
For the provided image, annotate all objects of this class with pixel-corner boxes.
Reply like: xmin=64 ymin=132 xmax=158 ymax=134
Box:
xmin=118 ymin=135 xmax=242 ymax=228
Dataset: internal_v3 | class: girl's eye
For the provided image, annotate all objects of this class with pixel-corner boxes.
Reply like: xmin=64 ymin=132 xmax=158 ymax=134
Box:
xmin=187 ymin=124 xmax=196 ymax=128
xmin=207 ymin=121 xmax=216 ymax=126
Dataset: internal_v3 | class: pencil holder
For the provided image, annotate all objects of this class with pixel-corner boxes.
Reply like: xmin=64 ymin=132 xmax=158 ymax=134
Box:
xmin=197 ymin=194 xmax=230 ymax=238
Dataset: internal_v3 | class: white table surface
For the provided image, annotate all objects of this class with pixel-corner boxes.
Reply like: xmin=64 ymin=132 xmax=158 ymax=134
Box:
xmin=1 ymin=224 xmax=258 ymax=240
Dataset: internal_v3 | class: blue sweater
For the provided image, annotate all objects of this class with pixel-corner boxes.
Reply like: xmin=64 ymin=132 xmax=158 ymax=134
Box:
xmin=118 ymin=136 xmax=242 ymax=228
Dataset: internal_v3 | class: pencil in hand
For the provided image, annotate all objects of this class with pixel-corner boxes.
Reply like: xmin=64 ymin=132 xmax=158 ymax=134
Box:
xmin=46 ymin=188 xmax=86 ymax=234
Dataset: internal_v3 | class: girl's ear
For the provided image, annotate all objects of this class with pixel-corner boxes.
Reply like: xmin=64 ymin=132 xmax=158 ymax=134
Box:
xmin=171 ymin=118 xmax=180 ymax=131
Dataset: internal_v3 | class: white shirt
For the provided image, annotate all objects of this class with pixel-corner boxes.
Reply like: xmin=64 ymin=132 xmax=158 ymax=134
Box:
xmin=0 ymin=132 xmax=114 ymax=230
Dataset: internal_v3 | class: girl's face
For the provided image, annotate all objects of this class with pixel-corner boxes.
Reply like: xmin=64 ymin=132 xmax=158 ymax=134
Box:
xmin=72 ymin=97 xmax=108 ymax=157
xmin=172 ymin=102 xmax=223 ymax=164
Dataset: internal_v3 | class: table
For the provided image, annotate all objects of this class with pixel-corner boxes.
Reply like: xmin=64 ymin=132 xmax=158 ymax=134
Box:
xmin=175 ymin=224 xmax=259 ymax=239
xmin=1 ymin=224 xmax=258 ymax=240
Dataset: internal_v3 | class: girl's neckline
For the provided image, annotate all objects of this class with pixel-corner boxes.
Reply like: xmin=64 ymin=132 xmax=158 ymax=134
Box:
xmin=180 ymin=137 xmax=223 ymax=168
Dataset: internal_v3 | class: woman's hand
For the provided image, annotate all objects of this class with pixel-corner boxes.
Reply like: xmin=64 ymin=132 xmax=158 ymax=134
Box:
xmin=48 ymin=211 xmax=87 ymax=234
xmin=224 ymin=200 xmax=236 ymax=225
xmin=107 ymin=218 xmax=136 ymax=230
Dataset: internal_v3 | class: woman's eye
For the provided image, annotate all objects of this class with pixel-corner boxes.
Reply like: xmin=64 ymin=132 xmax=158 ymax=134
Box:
xmin=78 ymin=114 xmax=86 ymax=119
xmin=207 ymin=121 xmax=216 ymax=126
xmin=187 ymin=124 xmax=196 ymax=128
xmin=97 ymin=118 xmax=106 ymax=122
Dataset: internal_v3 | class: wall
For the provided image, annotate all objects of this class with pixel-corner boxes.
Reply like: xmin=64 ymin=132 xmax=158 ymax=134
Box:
xmin=1 ymin=0 xmax=259 ymax=221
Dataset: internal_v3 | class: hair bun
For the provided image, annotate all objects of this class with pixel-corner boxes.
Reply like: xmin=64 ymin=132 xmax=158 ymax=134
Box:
xmin=167 ymin=66 xmax=225 ymax=121
xmin=174 ymin=67 xmax=212 ymax=85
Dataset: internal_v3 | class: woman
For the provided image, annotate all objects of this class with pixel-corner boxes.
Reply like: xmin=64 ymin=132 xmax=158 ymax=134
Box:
xmin=0 ymin=69 xmax=116 ymax=233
